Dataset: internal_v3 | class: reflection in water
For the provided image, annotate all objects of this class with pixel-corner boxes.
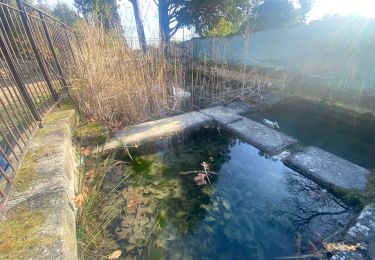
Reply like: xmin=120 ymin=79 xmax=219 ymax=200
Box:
xmin=246 ymin=98 xmax=375 ymax=169
xmin=110 ymin=128 xmax=352 ymax=259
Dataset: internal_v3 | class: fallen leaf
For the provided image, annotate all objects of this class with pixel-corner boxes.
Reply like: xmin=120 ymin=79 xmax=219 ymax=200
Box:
xmin=74 ymin=186 xmax=89 ymax=208
xmin=108 ymin=250 xmax=122 ymax=259
xmin=80 ymin=147 xmax=92 ymax=156
xmin=74 ymin=193 xmax=85 ymax=208
xmin=86 ymin=170 xmax=94 ymax=182
xmin=323 ymin=242 xmax=360 ymax=252
xmin=194 ymin=172 xmax=207 ymax=186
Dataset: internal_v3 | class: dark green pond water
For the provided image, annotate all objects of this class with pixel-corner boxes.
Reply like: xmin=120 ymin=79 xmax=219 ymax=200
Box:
xmin=245 ymin=99 xmax=375 ymax=170
xmin=112 ymin=128 xmax=352 ymax=259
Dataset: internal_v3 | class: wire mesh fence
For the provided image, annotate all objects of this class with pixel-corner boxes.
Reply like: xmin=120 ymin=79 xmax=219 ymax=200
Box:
xmin=0 ymin=0 xmax=79 ymax=205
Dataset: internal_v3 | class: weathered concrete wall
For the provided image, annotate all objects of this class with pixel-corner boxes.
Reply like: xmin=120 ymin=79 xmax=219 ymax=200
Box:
xmin=192 ymin=17 xmax=375 ymax=91
xmin=0 ymin=104 xmax=79 ymax=260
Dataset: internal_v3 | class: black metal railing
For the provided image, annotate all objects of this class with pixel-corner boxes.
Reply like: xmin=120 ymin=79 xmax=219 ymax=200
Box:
xmin=0 ymin=0 xmax=79 ymax=205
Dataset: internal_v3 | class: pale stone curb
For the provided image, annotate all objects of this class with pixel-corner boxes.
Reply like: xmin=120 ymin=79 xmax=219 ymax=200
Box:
xmin=0 ymin=105 xmax=79 ymax=260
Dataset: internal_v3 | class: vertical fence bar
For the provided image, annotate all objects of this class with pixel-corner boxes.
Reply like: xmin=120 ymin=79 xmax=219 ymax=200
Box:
xmin=15 ymin=0 xmax=58 ymax=101
xmin=1 ymin=6 xmax=54 ymax=111
xmin=0 ymin=0 xmax=81 ymax=204
xmin=62 ymin=24 xmax=77 ymax=67
xmin=38 ymin=11 xmax=68 ymax=90
xmin=0 ymin=28 xmax=41 ymax=121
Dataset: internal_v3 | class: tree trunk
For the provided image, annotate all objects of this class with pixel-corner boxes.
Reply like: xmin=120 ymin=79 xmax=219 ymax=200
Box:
xmin=158 ymin=0 xmax=170 ymax=55
xmin=129 ymin=0 xmax=147 ymax=53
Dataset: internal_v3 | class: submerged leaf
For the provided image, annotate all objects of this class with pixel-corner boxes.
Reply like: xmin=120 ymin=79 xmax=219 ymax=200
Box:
xmin=108 ymin=250 xmax=122 ymax=259
xmin=126 ymin=244 xmax=136 ymax=252
xmin=194 ymin=172 xmax=207 ymax=186
xmin=323 ymin=242 xmax=360 ymax=252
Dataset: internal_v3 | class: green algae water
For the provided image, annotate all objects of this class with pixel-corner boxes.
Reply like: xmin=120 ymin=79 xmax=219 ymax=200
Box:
xmin=110 ymin=128 xmax=352 ymax=259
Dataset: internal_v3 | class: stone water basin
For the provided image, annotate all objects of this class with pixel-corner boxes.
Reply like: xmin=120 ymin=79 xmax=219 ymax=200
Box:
xmin=108 ymin=127 xmax=353 ymax=259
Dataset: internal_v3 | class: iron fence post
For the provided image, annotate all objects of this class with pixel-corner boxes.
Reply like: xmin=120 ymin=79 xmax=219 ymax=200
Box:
xmin=15 ymin=0 xmax=59 ymax=102
xmin=0 ymin=29 xmax=41 ymax=122
xmin=39 ymin=11 xmax=68 ymax=90
xmin=62 ymin=24 xmax=77 ymax=67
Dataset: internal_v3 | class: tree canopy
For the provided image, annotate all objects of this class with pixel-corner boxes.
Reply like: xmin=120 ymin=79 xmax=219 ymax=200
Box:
xmin=174 ymin=0 xmax=252 ymax=36
xmin=156 ymin=0 xmax=252 ymax=48
xmin=74 ymin=0 xmax=121 ymax=29
xmin=247 ymin=0 xmax=314 ymax=32
xmin=157 ymin=0 xmax=313 ymax=46
xmin=52 ymin=2 xmax=81 ymax=27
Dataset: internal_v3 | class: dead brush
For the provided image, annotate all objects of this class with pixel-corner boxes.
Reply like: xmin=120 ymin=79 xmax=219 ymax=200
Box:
xmin=70 ymin=22 xmax=267 ymax=131
xmin=71 ymin=22 xmax=185 ymax=130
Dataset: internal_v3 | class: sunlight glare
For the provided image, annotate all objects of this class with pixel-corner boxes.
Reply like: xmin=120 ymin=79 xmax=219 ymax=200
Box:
xmin=307 ymin=0 xmax=375 ymax=22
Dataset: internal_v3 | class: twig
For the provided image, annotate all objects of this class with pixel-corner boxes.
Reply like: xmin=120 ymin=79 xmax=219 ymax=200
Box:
xmin=203 ymin=165 xmax=212 ymax=185
xmin=179 ymin=170 xmax=219 ymax=175
xmin=275 ymin=253 xmax=323 ymax=259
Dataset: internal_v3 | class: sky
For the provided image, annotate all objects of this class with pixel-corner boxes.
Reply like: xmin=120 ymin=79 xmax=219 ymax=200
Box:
xmin=47 ymin=0 xmax=375 ymax=41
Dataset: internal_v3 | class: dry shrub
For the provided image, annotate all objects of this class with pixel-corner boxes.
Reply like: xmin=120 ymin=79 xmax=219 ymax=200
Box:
xmin=71 ymin=23 xmax=185 ymax=129
xmin=71 ymin=23 xmax=266 ymax=129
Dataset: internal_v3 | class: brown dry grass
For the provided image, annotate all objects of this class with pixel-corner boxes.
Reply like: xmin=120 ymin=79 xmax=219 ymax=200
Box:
xmin=71 ymin=23 xmax=185 ymax=129
xmin=70 ymin=22 xmax=266 ymax=130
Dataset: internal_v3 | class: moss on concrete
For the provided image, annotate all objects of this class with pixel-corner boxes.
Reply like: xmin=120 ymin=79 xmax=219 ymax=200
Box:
xmin=1 ymin=99 xmax=79 ymax=259
xmin=12 ymin=101 xmax=78 ymax=193
xmin=326 ymin=173 xmax=375 ymax=211
xmin=13 ymin=146 xmax=59 ymax=193
xmin=41 ymin=99 xmax=78 ymax=127
xmin=0 ymin=204 xmax=51 ymax=259
xmin=11 ymin=102 xmax=75 ymax=194
xmin=75 ymin=121 xmax=109 ymax=146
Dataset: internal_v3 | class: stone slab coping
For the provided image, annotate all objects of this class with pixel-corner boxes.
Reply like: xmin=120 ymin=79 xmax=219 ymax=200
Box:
xmin=222 ymin=101 xmax=255 ymax=114
xmin=100 ymin=102 xmax=254 ymax=154
xmin=224 ymin=117 xmax=297 ymax=155
xmin=284 ymin=146 xmax=369 ymax=191
xmin=199 ymin=106 xmax=244 ymax=125
xmin=0 ymin=104 xmax=78 ymax=260
xmin=101 ymin=111 xmax=214 ymax=153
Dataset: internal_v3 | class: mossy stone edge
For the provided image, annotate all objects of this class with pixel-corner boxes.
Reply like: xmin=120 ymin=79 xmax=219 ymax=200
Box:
xmin=0 ymin=103 xmax=79 ymax=260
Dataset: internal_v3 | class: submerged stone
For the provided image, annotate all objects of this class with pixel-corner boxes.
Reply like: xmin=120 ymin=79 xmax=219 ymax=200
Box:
xmin=284 ymin=146 xmax=369 ymax=191
xmin=331 ymin=251 xmax=366 ymax=260
xmin=224 ymin=117 xmax=297 ymax=155
xmin=344 ymin=203 xmax=375 ymax=259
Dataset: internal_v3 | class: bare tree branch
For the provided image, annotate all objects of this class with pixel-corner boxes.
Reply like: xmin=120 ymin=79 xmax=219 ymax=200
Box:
xmin=169 ymin=21 xmax=182 ymax=37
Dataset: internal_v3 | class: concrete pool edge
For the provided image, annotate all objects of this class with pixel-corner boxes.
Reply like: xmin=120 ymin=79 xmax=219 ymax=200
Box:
xmin=100 ymin=103 xmax=370 ymax=192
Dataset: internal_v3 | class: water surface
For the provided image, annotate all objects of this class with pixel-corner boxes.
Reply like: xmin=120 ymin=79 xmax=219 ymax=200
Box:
xmin=246 ymin=99 xmax=375 ymax=169
xmin=112 ymin=128 xmax=352 ymax=259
